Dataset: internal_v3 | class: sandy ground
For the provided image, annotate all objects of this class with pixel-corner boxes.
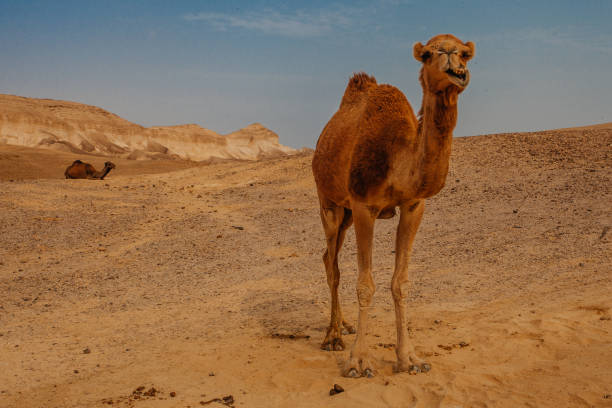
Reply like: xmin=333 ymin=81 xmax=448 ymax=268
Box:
xmin=1 ymin=127 xmax=611 ymax=408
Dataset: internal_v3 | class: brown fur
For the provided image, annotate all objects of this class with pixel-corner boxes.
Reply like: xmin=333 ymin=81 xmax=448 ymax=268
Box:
xmin=312 ymin=34 xmax=475 ymax=377
xmin=64 ymin=160 xmax=116 ymax=180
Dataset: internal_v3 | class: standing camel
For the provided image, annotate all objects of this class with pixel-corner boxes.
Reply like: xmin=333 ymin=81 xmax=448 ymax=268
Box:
xmin=64 ymin=160 xmax=116 ymax=180
xmin=312 ymin=34 xmax=475 ymax=377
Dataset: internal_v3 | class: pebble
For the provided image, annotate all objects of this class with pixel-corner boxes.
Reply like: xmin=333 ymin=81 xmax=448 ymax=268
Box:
xmin=329 ymin=384 xmax=344 ymax=395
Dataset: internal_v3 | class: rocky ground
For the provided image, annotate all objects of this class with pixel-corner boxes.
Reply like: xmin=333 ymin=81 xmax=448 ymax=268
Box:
xmin=0 ymin=127 xmax=611 ymax=407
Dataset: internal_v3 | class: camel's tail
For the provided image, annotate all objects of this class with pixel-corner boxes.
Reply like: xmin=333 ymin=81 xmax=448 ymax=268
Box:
xmin=340 ymin=72 xmax=377 ymax=107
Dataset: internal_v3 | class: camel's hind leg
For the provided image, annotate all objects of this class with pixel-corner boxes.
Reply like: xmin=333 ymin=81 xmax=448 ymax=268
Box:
xmin=320 ymin=202 xmax=354 ymax=351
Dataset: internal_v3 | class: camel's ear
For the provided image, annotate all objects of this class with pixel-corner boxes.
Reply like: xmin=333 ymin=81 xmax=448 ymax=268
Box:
xmin=462 ymin=41 xmax=475 ymax=61
xmin=413 ymin=42 xmax=431 ymax=62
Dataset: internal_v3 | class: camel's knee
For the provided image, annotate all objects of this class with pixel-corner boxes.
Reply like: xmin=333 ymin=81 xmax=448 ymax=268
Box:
xmin=391 ymin=278 xmax=410 ymax=301
xmin=357 ymin=282 xmax=375 ymax=307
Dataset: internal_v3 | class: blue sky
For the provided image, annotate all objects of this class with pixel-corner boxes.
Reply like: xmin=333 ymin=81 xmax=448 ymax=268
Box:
xmin=1 ymin=0 xmax=611 ymax=148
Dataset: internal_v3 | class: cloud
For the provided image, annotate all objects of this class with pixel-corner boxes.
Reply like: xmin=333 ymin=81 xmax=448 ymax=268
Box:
xmin=183 ymin=8 xmax=353 ymax=38
xmin=477 ymin=26 xmax=612 ymax=55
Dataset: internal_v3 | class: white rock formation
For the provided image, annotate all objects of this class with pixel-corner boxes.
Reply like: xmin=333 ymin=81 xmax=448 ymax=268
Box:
xmin=0 ymin=94 xmax=296 ymax=161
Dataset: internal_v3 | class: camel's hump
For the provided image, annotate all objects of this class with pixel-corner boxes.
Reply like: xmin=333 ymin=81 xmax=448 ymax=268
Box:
xmin=340 ymin=72 xmax=378 ymax=108
xmin=349 ymin=72 xmax=377 ymax=90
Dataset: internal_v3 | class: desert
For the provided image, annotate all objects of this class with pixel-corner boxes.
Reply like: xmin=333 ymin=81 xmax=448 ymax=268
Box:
xmin=1 ymin=3 xmax=612 ymax=406
xmin=1 ymin=97 xmax=610 ymax=406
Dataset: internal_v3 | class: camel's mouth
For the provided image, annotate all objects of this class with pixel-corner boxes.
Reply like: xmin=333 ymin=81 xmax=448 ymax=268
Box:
xmin=445 ymin=68 xmax=469 ymax=87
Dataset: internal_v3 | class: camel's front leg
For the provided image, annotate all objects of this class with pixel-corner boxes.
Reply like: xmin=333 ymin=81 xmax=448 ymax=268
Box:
xmin=345 ymin=203 xmax=376 ymax=378
xmin=393 ymin=200 xmax=430 ymax=373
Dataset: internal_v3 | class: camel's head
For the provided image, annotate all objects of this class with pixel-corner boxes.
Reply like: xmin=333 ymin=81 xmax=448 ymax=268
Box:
xmin=413 ymin=34 xmax=475 ymax=93
xmin=104 ymin=161 xmax=116 ymax=170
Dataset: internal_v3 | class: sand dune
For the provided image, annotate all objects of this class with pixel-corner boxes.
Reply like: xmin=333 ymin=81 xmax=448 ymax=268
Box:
xmin=0 ymin=126 xmax=611 ymax=407
xmin=0 ymin=94 xmax=296 ymax=161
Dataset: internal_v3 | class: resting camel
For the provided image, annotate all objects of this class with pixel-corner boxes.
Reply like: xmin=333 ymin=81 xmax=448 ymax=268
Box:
xmin=64 ymin=160 xmax=116 ymax=180
xmin=312 ymin=34 xmax=475 ymax=377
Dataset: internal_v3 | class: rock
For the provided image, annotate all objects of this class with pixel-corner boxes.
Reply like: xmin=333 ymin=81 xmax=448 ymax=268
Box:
xmin=330 ymin=384 xmax=344 ymax=395
xmin=83 ymin=347 xmax=91 ymax=354
xmin=0 ymin=94 xmax=297 ymax=161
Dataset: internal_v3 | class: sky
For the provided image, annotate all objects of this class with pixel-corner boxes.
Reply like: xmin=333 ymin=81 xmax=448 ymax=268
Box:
xmin=1 ymin=0 xmax=611 ymax=148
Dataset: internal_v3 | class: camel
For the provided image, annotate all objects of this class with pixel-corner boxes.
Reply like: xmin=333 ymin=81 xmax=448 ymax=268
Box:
xmin=312 ymin=34 xmax=475 ymax=377
xmin=64 ymin=160 xmax=116 ymax=180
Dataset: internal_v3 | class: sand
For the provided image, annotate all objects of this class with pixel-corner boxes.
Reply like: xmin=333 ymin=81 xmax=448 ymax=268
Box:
xmin=0 ymin=126 xmax=611 ymax=407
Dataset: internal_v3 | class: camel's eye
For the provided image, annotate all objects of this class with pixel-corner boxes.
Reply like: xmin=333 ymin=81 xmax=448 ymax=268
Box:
xmin=461 ymin=52 xmax=471 ymax=59
xmin=421 ymin=51 xmax=432 ymax=62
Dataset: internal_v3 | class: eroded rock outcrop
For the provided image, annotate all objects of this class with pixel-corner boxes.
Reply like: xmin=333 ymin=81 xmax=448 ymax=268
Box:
xmin=0 ymin=94 xmax=296 ymax=161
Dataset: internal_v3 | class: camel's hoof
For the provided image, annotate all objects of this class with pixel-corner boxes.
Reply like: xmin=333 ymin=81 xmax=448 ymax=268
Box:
xmin=321 ymin=337 xmax=345 ymax=352
xmin=345 ymin=368 xmax=360 ymax=378
xmin=420 ymin=363 xmax=431 ymax=373
xmin=408 ymin=365 xmax=421 ymax=375
xmin=364 ymin=368 xmax=375 ymax=378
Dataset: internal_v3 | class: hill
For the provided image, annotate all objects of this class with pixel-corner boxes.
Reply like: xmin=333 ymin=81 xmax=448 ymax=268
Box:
xmin=0 ymin=94 xmax=296 ymax=161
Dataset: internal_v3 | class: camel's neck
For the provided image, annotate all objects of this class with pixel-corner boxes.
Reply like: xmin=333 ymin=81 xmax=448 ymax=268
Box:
xmin=97 ymin=166 xmax=112 ymax=180
xmin=414 ymin=87 xmax=458 ymax=197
